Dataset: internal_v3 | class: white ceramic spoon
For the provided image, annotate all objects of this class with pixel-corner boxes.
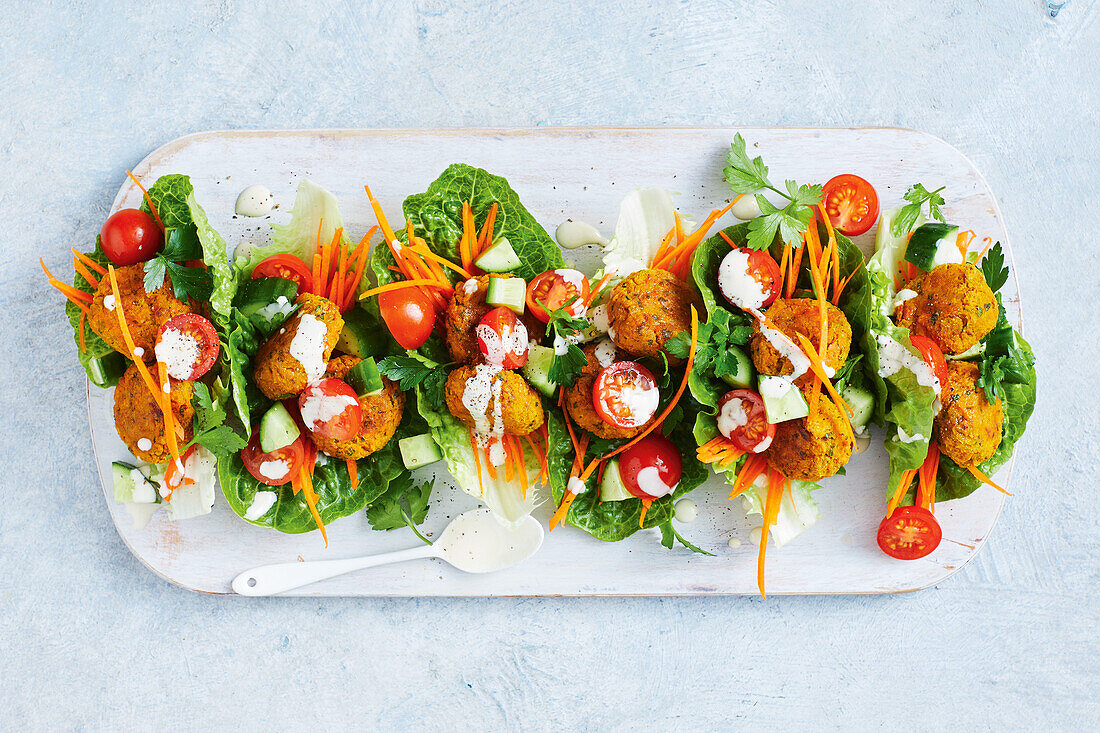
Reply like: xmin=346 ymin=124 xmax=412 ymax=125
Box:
xmin=231 ymin=508 xmax=544 ymax=596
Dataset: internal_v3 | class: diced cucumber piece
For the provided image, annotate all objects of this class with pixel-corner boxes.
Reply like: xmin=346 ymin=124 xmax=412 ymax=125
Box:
xmin=236 ymin=277 xmax=300 ymax=335
xmin=399 ymin=434 xmax=443 ymax=470
xmin=718 ymin=346 xmax=755 ymax=389
xmin=485 ymin=277 xmax=527 ymax=314
xmin=88 ymin=352 xmax=128 ymax=388
xmin=905 ymin=223 xmax=961 ymax=272
xmin=475 ymin=238 xmax=522 ymax=273
xmin=841 ymin=385 xmax=875 ymax=430
xmin=522 ymin=343 xmax=557 ymax=397
xmin=759 ymin=376 xmax=809 ymax=424
xmin=336 ymin=306 xmax=384 ymax=358
xmin=599 ymin=458 xmax=633 ymax=502
xmin=259 ymin=402 xmax=300 ymax=453
xmin=112 ymin=461 xmax=160 ymax=504
xmin=345 ymin=357 xmax=384 ymax=397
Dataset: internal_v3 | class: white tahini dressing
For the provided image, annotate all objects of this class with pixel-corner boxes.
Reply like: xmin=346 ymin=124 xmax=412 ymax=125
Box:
xmin=568 ymin=476 xmax=587 ymax=496
xmin=875 ymin=334 xmax=941 ymax=395
xmin=137 ymin=438 xmax=153 ymax=452
xmin=289 ymin=314 xmax=329 ymax=382
xmin=476 ymin=319 xmax=528 ymax=367
xmin=556 ymin=220 xmax=609 ymax=249
xmin=258 ymin=459 xmax=290 ymax=481
xmin=461 ymin=364 xmax=507 ymax=465
xmin=588 ymin=304 xmax=609 ymax=334
xmin=255 ymin=296 xmax=296 ymax=323
xmin=594 ymin=338 xmax=617 ymax=368
xmin=103 ymin=294 xmax=116 ymax=311
xmin=891 ymin=288 xmax=918 ymax=313
xmin=244 ymin=490 xmax=278 ymax=520
xmin=614 ymin=377 xmax=660 ymax=427
xmin=463 ymin=278 xmax=479 ymax=295
xmin=731 ymin=195 xmax=761 ymax=221
xmin=717 ymin=395 xmax=749 ymax=439
xmin=155 ymin=327 xmax=201 ymax=381
xmin=674 ymin=498 xmax=698 ymax=523
xmin=300 ymin=390 xmax=358 ymax=432
xmin=718 ymin=249 xmax=770 ymax=310
xmin=555 ymin=269 xmax=589 ymax=316
xmin=896 ymin=427 xmax=925 ymax=444
xmin=636 ymin=466 xmax=676 ymax=498
xmin=235 ymin=185 xmax=274 ymax=217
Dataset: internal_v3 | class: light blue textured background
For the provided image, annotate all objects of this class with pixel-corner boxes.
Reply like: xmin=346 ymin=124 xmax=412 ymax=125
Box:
xmin=2 ymin=1 xmax=1097 ymax=729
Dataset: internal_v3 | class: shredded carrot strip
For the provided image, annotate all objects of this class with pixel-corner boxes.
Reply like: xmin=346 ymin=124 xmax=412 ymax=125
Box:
xmin=731 ymin=453 xmax=768 ymax=499
xmin=549 ymin=491 xmax=577 ymax=531
xmin=41 ymin=259 xmax=93 ymax=304
xmin=596 ymin=460 xmax=607 ymax=497
xmin=484 ymin=442 xmax=497 ymax=480
xmin=409 ymin=244 xmax=471 ymax=280
xmin=967 ymin=464 xmax=1011 ymax=496
xmin=311 ymin=218 xmax=324 ymax=295
xmin=818 ymin=206 xmax=839 ymax=297
xmin=346 ymin=458 xmax=358 ymax=489
xmin=298 ymin=463 xmax=328 ymax=545
xmin=653 ymin=201 xmax=734 ymax=271
xmin=886 ymin=470 xmax=916 ymax=517
xmin=107 ymin=266 xmax=166 ymax=403
xmin=72 ymin=248 xmax=107 ymax=276
xmin=333 ymin=230 xmax=348 ymax=305
xmin=513 ymin=437 xmax=529 ymax=499
xmin=477 ymin=202 xmax=498 ymax=253
xmin=463 ymin=202 xmax=479 ymax=263
xmin=778 ymin=242 xmax=791 ymax=289
xmin=469 ymin=429 xmax=485 ymax=498
xmin=757 ymin=470 xmax=786 ymax=597
xmin=974 ymin=237 xmax=995 ymax=261
xmin=524 ymin=433 xmax=547 ymax=485
xmin=956 ymin=230 xmax=976 ymax=259
xmin=125 ymin=171 xmax=164 ymax=232
xmin=359 ymin=279 xmax=450 ymax=299
xmin=78 ymin=311 xmax=87 ymax=352
xmin=157 ymin=361 xmax=183 ymax=482
xmin=458 ymin=202 xmax=472 ymax=273
xmin=917 ymin=442 xmax=941 ymax=510
xmin=72 ymin=258 xmax=100 ymax=290
xmin=673 ymin=210 xmax=684 ymax=246
xmin=638 ymin=499 xmax=652 ymax=529
xmin=503 ymin=438 xmax=516 ymax=483
xmin=832 ymin=266 xmax=859 ymax=305
xmin=585 ymin=273 xmax=613 ymax=307
xmin=364 ymin=185 xmax=400 ymax=245
xmin=649 ymin=228 xmax=677 ymax=268
xmin=578 ymin=305 xmax=698 ymax=482
xmin=342 ymin=231 xmax=376 ymax=309
xmin=787 ymin=243 xmax=804 ymax=298
xmin=794 ymin=333 xmax=851 ymax=420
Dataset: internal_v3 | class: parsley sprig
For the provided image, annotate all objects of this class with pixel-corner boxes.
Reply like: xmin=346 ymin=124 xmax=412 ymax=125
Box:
xmin=659 ymin=521 xmax=715 ymax=556
xmin=974 ymin=243 xmax=1029 ymax=403
xmin=143 ymin=227 xmax=214 ymax=302
xmin=378 ymin=354 xmax=451 ymax=405
xmin=979 ymin=241 xmax=1009 ymax=292
xmin=666 ymin=307 xmax=754 ymax=381
xmin=545 ymin=298 xmax=588 ymax=387
xmin=891 ymin=184 xmax=946 ymax=237
xmin=366 ymin=475 xmax=432 ymax=544
xmin=184 ymin=383 xmax=248 ymax=455
xmin=723 ymin=134 xmax=823 ymax=251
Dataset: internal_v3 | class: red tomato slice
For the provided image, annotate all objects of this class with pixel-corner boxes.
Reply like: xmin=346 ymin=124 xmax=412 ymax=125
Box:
xmin=156 ymin=314 xmax=220 ymax=381
xmin=717 ymin=389 xmax=775 ymax=453
xmin=822 ymin=174 xmax=879 ymax=236
xmin=877 ymin=505 xmax=942 ymax=560
xmin=241 ymin=432 xmax=306 ymax=486
xmin=100 ymin=208 xmax=163 ymax=266
xmin=252 ymin=254 xmax=313 ymax=293
xmin=525 ymin=269 xmax=590 ymax=323
xmin=378 ymin=286 xmax=436 ymax=350
xmin=298 ymin=379 xmax=362 ymax=441
xmin=908 ymin=335 xmax=949 ymax=385
xmin=592 ymin=361 xmax=659 ymax=429
xmin=618 ymin=434 xmax=683 ymax=500
xmin=476 ymin=307 xmax=529 ymax=369
xmin=718 ymin=247 xmax=783 ymax=310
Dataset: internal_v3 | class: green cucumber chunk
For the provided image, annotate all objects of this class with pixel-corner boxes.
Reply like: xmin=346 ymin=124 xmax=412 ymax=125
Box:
xmin=399 ymin=433 xmax=443 ymax=470
xmin=760 ymin=376 xmax=809 ymax=424
xmin=336 ymin=306 xmax=384 ymax=358
xmin=485 ymin=276 xmax=527 ymax=314
xmin=259 ymin=402 xmax=301 ymax=453
xmin=475 ymin=238 xmax=522 ymax=273
xmin=905 ymin=223 xmax=961 ymax=272
xmin=599 ymin=458 xmax=633 ymax=502
xmin=522 ymin=343 xmax=557 ymax=397
xmin=841 ymin=385 xmax=875 ymax=431
xmin=345 ymin=357 xmax=384 ymax=397
xmin=112 ymin=461 xmax=160 ymax=504
xmin=88 ymin=352 xmax=128 ymax=388
xmin=718 ymin=346 xmax=755 ymax=389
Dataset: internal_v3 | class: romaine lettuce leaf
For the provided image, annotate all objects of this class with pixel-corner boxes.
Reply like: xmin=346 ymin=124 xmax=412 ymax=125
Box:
xmin=601 ymin=187 xmax=680 ymax=280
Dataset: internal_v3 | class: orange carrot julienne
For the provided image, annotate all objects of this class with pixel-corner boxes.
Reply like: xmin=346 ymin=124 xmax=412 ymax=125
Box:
xmin=364 ymin=185 xmax=401 ymax=246
xmin=524 ymin=433 xmax=547 ymax=485
xmin=41 ymin=259 xmax=93 ymax=304
xmin=794 ymin=333 xmax=851 ymax=420
xmin=886 ymin=470 xmax=916 ymax=517
xmin=409 ymin=244 xmax=471 ymax=280
xmin=757 ymin=469 xmax=785 ymax=597
xmin=346 ymin=458 xmax=358 ymax=489
xmin=359 ymin=279 xmax=450 ymax=299
xmin=298 ymin=463 xmax=328 ymax=545
xmin=549 ymin=490 xmax=577 ymax=531
xmin=72 ymin=258 xmax=100 ymax=290
xmin=585 ymin=273 xmax=613 ymax=307
xmin=125 ymin=171 xmax=164 ymax=232
xmin=673 ymin=210 xmax=684 ymax=246
xmin=477 ymin=202 xmax=498 ymax=253
xmin=649 ymin=228 xmax=677 ymax=268
xmin=484 ymin=441 xmax=497 ymax=480
xmin=955 ymin=230 xmax=975 ymax=259
xmin=157 ymin=361 xmax=183 ymax=480
xmin=333 ymin=230 xmax=348 ymax=305
xmin=967 ymin=463 xmax=1011 ymax=495
xmin=638 ymin=499 xmax=652 ymax=529
xmin=975 ymin=237 xmax=995 ymax=261
xmin=311 ymin=218 xmax=323 ymax=296
xmin=107 ymin=265 xmax=167 ymax=406
xmin=72 ymin=248 xmax=107 ymax=276
xmin=469 ymin=429 xmax=485 ymax=498
xmin=787 ymin=243 xmax=804 ymax=298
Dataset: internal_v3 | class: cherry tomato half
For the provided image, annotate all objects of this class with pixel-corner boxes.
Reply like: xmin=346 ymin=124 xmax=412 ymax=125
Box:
xmin=877 ymin=505 xmax=942 ymax=560
xmin=101 ymin=208 xmax=163 ymax=266
xmin=298 ymin=379 xmax=362 ymax=441
xmin=908 ymin=335 xmax=949 ymax=386
xmin=619 ymin=434 xmax=683 ymax=500
xmin=822 ymin=174 xmax=879 ymax=236
xmin=477 ymin=307 xmax=529 ymax=369
xmin=717 ymin=389 xmax=776 ymax=453
xmin=378 ymin=286 xmax=436 ymax=350
xmin=718 ymin=247 xmax=783 ymax=310
xmin=252 ymin=254 xmax=313 ymax=293
xmin=593 ymin=361 xmax=659 ymax=429
xmin=526 ymin=269 xmax=590 ymax=323
xmin=155 ymin=314 xmax=221 ymax=381
xmin=241 ymin=432 xmax=307 ymax=486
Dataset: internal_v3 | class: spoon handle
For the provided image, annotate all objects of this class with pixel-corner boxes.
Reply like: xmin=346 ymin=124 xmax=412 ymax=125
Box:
xmin=232 ymin=545 xmax=437 ymax=596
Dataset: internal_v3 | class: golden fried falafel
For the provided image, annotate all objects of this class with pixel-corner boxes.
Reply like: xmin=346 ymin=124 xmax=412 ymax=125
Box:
xmin=444 ymin=365 xmax=544 ymax=435
xmin=606 ymin=268 xmax=699 ymax=362
xmin=253 ymin=293 xmax=343 ymax=399
xmin=934 ymin=361 xmax=1003 ymax=467
xmin=307 ymin=355 xmax=406 ymax=460
xmin=563 ymin=341 xmax=650 ymax=441
xmin=895 ymin=263 xmax=997 ymax=356
xmin=88 ymin=263 xmax=192 ymax=361
xmin=750 ymin=298 xmax=852 ymax=387
xmin=766 ymin=390 xmax=854 ymax=482
xmin=444 ymin=274 xmax=544 ymax=364
xmin=113 ymin=362 xmax=194 ymax=464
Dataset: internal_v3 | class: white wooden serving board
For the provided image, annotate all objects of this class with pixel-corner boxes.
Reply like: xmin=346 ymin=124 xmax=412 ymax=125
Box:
xmin=90 ymin=128 xmax=1022 ymax=596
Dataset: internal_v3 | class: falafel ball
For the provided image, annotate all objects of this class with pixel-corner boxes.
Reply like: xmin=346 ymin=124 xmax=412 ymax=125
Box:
xmin=253 ymin=293 xmax=343 ymax=399
xmin=444 ymin=274 xmax=544 ymax=364
xmin=766 ymin=390 xmax=854 ymax=482
xmin=564 ymin=340 xmax=650 ymax=441
xmin=308 ymin=355 xmax=406 ymax=460
xmin=88 ymin=263 xmax=192 ymax=361
xmin=934 ymin=361 xmax=1003 ymax=467
xmin=895 ymin=263 xmax=997 ymax=356
xmin=113 ymin=362 xmax=195 ymax=464
xmin=444 ymin=365 xmax=544 ymax=435
xmin=750 ymin=298 xmax=851 ymax=386
xmin=606 ymin=268 xmax=699 ymax=362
